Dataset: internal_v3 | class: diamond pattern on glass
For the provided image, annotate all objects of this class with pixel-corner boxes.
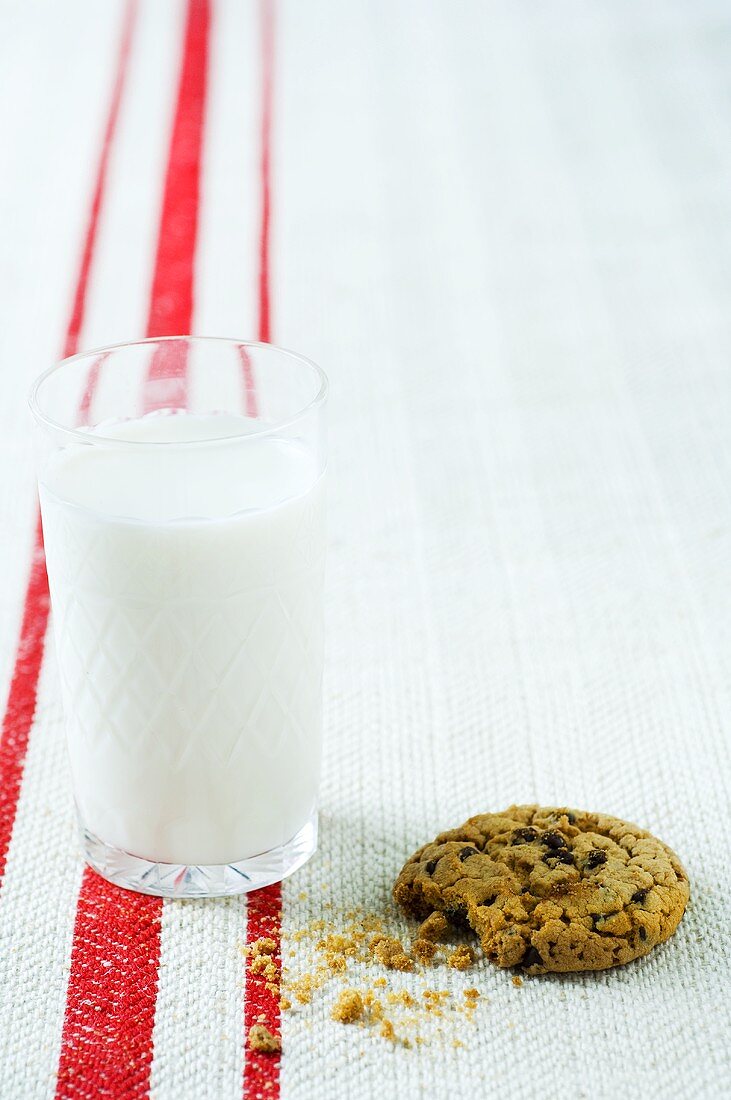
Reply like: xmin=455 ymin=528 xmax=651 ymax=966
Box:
xmin=41 ymin=477 xmax=326 ymax=866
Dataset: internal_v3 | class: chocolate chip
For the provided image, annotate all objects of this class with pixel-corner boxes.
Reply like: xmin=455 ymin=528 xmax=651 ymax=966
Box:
xmin=543 ymin=850 xmax=575 ymax=866
xmin=445 ymin=908 xmax=470 ymax=931
xmin=521 ymin=945 xmax=543 ymax=969
xmin=458 ymin=846 xmax=477 ymax=862
xmin=567 ymin=812 xmax=576 ymax=824
xmin=639 ymin=927 xmax=647 ymax=941
xmin=512 ymin=827 xmax=538 ymax=845
xmin=543 ymin=831 xmax=568 ymax=850
xmin=585 ymin=849 xmax=607 ymax=870
xmin=631 ymin=888 xmax=648 ymax=904
xmin=425 ymin=859 xmax=438 ymax=874
xmin=590 ymin=914 xmax=602 ymax=929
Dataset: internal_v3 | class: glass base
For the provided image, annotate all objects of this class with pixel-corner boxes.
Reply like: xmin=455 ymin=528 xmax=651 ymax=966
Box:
xmin=81 ymin=812 xmax=318 ymax=898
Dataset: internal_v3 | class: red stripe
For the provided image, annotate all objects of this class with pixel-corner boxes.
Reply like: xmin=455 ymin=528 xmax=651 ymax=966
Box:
xmin=55 ymin=879 xmax=163 ymax=1100
xmin=243 ymin=884 xmax=283 ymax=1096
xmin=77 ymin=352 xmax=111 ymax=425
xmin=63 ymin=1 xmax=138 ymax=362
xmin=145 ymin=0 xmax=210 ymax=410
xmin=257 ymin=0 xmax=275 ymax=345
xmin=0 ymin=0 xmax=137 ymax=892
xmin=237 ymin=344 xmax=260 ymax=418
xmin=0 ymin=516 xmax=49 ymax=885
xmin=56 ymin=3 xmax=212 ymax=1097
xmin=144 ymin=337 xmax=190 ymax=413
xmin=243 ymin=5 xmax=282 ymax=1098
xmin=146 ymin=0 xmax=209 ymax=341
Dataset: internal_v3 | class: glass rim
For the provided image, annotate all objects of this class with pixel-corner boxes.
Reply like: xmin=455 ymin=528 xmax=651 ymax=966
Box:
xmin=28 ymin=335 xmax=329 ymax=448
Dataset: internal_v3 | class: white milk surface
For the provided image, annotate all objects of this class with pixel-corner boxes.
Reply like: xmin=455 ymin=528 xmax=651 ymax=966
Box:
xmin=39 ymin=412 xmax=325 ymax=865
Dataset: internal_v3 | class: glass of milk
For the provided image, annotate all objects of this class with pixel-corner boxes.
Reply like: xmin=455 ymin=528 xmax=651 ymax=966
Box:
xmin=30 ymin=337 xmax=327 ymax=897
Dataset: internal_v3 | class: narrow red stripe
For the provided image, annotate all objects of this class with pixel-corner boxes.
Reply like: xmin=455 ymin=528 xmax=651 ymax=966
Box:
xmin=77 ymin=352 xmax=110 ymax=425
xmin=64 ymin=0 xmax=138 ymax=362
xmin=56 ymin=4 xmax=212 ymax=1098
xmin=243 ymin=5 xmax=282 ymax=1098
xmin=0 ymin=516 xmax=49 ymax=885
xmin=237 ymin=345 xmax=260 ymax=418
xmin=243 ymin=884 xmax=283 ymax=1095
xmin=0 ymin=0 xmax=137 ymax=892
xmin=257 ymin=0 xmax=275 ymax=345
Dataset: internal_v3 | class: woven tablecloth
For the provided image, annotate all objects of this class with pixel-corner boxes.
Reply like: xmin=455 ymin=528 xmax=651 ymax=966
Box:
xmin=1 ymin=1 xmax=730 ymax=1097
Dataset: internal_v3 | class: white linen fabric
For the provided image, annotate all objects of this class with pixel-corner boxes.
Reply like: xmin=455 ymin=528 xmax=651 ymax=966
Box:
xmin=0 ymin=1 xmax=729 ymax=1097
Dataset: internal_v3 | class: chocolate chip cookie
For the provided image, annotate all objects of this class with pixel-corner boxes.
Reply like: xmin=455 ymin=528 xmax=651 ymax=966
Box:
xmin=393 ymin=805 xmax=689 ymax=974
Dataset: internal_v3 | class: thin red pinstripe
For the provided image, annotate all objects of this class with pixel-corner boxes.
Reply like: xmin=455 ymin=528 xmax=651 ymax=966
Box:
xmin=237 ymin=344 xmax=260 ymax=418
xmin=63 ymin=2 xmax=139 ymax=362
xmin=257 ymin=0 xmax=275 ymax=346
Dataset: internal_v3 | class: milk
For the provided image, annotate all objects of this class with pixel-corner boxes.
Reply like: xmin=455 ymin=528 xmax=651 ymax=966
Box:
xmin=39 ymin=412 xmax=325 ymax=866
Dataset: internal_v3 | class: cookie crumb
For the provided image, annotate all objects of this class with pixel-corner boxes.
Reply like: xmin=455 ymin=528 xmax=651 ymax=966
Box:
xmin=412 ymin=938 xmax=437 ymax=965
xmin=512 ymin=976 xmax=523 ymax=988
xmin=250 ymin=937 xmax=277 ymax=957
xmin=386 ymin=990 xmax=416 ymax=1009
xmin=363 ymin=991 xmax=384 ymax=1021
xmin=317 ymin=932 xmax=356 ymax=974
xmin=247 ymin=1025 xmax=281 ymax=1054
xmin=447 ymin=945 xmax=474 ymax=971
xmin=370 ymin=935 xmax=414 ymax=972
xmin=278 ymin=908 xmax=485 ymax=1049
xmin=290 ymin=974 xmax=319 ymax=1005
xmin=332 ymin=989 xmax=364 ymax=1024
xmin=251 ymin=955 xmax=278 ymax=979
xmin=418 ymin=912 xmax=449 ymax=942
xmin=379 ymin=1020 xmax=396 ymax=1042
xmin=422 ymin=989 xmax=451 ymax=1016
xmin=464 ymin=988 xmax=480 ymax=1002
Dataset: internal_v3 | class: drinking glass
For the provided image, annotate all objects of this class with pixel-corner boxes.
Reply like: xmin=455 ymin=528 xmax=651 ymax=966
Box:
xmin=30 ymin=337 xmax=327 ymax=897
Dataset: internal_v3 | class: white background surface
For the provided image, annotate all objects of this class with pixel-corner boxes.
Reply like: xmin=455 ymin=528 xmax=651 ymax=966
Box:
xmin=0 ymin=1 xmax=730 ymax=1097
